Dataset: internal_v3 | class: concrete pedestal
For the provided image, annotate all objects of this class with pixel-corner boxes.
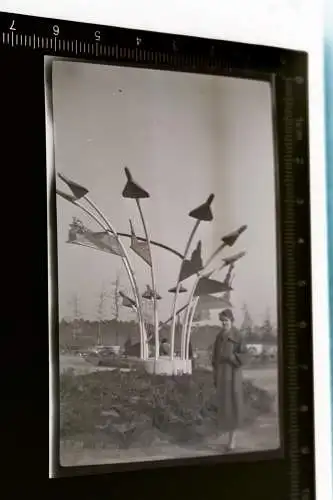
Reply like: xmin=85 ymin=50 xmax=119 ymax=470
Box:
xmin=109 ymin=345 xmax=121 ymax=355
xmin=143 ymin=356 xmax=192 ymax=375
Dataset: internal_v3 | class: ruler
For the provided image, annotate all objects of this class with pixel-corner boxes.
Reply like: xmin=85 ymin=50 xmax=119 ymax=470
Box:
xmin=0 ymin=10 xmax=286 ymax=75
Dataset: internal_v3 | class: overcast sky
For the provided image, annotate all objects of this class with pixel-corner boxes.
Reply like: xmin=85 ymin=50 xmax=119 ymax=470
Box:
xmin=51 ymin=60 xmax=278 ymax=327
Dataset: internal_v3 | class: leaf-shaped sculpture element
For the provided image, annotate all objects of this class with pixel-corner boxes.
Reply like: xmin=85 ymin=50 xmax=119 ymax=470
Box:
xmin=122 ymin=167 xmax=150 ymax=199
xmin=222 ymin=251 xmax=246 ymax=267
xmin=142 ymin=285 xmax=162 ymax=300
xmin=86 ymin=232 xmax=125 ymax=256
xmin=168 ymin=284 xmax=187 ymax=293
xmin=67 ymin=239 xmax=97 ymax=252
xmin=67 ymin=225 xmax=124 ymax=257
xmin=196 ymin=294 xmax=232 ymax=311
xmin=221 ymin=225 xmax=247 ymax=246
xmin=57 ymin=189 xmax=77 ymax=204
xmin=188 ymin=194 xmax=214 ymax=221
xmin=220 ymin=291 xmax=233 ymax=309
xmin=193 ymin=309 xmax=211 ymax=322
xmin=194 ymin=277 xmax=231 ymax=297
xmin=179 ymin=240 xmax=203 ymax=281
xmin=119 ymin=291 xmax=137 ymax=309
xmin=58 ymin=173 xmax=89 ymax=199
xmin=129 ymin=220 xmax=152 ymax=266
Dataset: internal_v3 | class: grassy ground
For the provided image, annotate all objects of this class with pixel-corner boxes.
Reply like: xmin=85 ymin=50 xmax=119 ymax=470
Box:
xmin=59 ymin=363 xmax=279 ymax=465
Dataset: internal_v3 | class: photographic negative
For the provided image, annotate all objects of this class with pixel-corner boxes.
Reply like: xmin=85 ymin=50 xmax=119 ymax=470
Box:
xmin=48 ymin=59 xmax=280 ymax=469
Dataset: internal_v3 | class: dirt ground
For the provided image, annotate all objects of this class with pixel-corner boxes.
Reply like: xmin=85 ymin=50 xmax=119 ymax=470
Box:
xmin=60 ymin=414 xmax=279 ymax=466
xmin=58 ymin=354 xmax=279 ymax=467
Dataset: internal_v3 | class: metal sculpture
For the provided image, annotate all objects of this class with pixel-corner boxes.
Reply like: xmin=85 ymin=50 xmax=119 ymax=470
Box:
xmin=182 ymin=227 xmax=248 ymax=359
xmin=57 ymin=169 xmax=248 ymax=367
xmin=57 ymin=174 xmax=148 ymax=359
xmin=169 ymin=194 xmax=214 ymax=360
xmin=168 ymin=284 xmax=187 ymax=294
xmin=220 ymin=251 xmax=247 ymax=269
xmin=122 ymin=167 xmax=160 ymax=359
xmin=68 ymin=221 xmax=184 ymax=259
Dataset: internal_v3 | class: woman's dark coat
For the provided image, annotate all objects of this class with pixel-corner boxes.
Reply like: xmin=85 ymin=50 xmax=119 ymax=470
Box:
xmin=212 ymin=326 xmax=248 ymax=431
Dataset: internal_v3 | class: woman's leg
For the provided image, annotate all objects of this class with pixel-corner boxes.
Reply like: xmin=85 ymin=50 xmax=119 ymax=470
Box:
xmin=226 ymin=430 xmax=236 ymax=450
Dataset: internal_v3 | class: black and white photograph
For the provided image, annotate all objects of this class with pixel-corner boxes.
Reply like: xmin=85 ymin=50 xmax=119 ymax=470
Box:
xmin=48 ymin=59 xmax=280 ymax=468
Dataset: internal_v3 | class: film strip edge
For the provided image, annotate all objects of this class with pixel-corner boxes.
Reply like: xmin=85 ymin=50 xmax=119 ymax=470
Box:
xmin=277 ymin=54 xmax=314 ymax=500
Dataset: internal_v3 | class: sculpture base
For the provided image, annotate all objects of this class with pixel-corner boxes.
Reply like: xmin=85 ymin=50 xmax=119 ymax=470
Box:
xmin=143 ymin=356 xmax=192 ymax=376
xmin=109 ymin=345 xmax=121 ymax=355
xmin=95 ymin=345 xmax=121 ymax=356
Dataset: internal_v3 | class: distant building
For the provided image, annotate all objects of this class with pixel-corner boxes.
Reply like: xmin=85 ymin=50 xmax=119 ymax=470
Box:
xmin=246 ymin=343 xmax=264 ymax=356
xmin=245 ymin=342 xmax=278 ymax=359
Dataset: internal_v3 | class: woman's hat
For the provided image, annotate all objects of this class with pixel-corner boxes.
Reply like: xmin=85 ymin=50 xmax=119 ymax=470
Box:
xmin=219 ymin=308 xmax=234 ymax=322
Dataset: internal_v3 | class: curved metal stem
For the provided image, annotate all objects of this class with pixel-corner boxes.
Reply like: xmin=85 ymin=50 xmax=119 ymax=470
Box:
xmin=223 ymin=263 xmax=235 ymax=285
xmin=117 ymin=233 xmax=184 ymax=260
xmin=185 ymin=266 xmax=234 ymax=360
xmin=185 ymin=262 xmax=235 ymax=360
xmin=185 ymin=264 xmax=235 ymax=359
xmin=135 ymin=199 xmax=159 ymax=360
xmin=67 ymin=228 xmax=184 ymax=259
xmin=181 ymin=242 xmax=227 ymax=359
xmin=159 ymin=304 xmax=187 ymax=328
xmin=181 ymin=276 xmax=200 ymax=358
xmin=203 ymin=242 xmax=227 ymax=270
xmin=84 ymin=195 xmax=148 ymax=359
xmin=57 ymin=191 xmax=148 ymax=359
xmin=185 ymin=296 xmax=199 ymax=359
xmin=169 ymin=219 xmax=201 ymax=360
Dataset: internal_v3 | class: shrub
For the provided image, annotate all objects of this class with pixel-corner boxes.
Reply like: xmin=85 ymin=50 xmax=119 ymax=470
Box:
xmin=60 ymin=367 xmax=275 ymax=449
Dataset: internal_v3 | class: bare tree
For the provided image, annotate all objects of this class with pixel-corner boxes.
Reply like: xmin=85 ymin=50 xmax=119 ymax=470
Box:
xmin=69 ymin=293 xmax=82 ymax=341
xmin=240 ymin=303 xmax=254 ymax=339
xmin=96 ymin=289 xmax=108 ymax=345
xmin=260 ymin=308 xmax=275 ymax=342
xmin=110 ymin=273 xmax=121 ymax=345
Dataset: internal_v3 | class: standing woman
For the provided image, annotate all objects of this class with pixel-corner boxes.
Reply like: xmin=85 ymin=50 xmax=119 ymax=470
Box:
xmin=212 ymin=309 xmax=248 ymax=451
